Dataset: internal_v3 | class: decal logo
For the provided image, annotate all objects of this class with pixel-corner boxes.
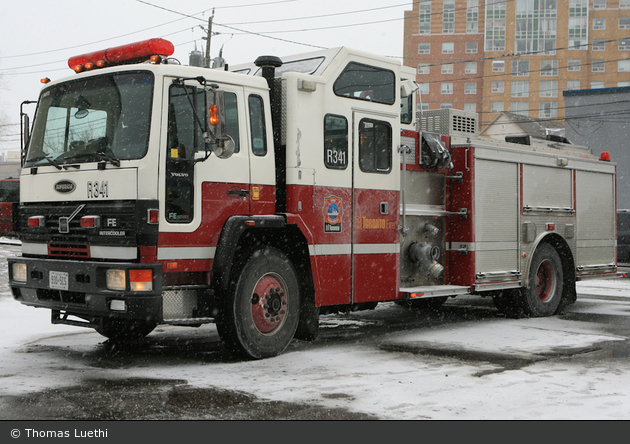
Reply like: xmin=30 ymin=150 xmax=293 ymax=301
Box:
xmin=324 ymin=196 xmax=343 ymax=233
xmin=54 ymin=180 xmax=76 ymax=194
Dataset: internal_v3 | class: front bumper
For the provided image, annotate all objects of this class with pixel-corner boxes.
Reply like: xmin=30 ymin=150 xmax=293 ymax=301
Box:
xmin=8 ymin=256 xmax=163 ymax=322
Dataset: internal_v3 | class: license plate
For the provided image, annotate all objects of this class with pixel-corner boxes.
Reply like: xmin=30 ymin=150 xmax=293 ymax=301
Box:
xmin=49 ymin=271 xmax=68 ymax=291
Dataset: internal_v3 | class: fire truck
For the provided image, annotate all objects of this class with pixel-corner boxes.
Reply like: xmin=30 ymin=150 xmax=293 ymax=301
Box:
xmin=8 ymin=38 xmax=617 ymax=359
xmin=0 ymin=178 xmax=19 ymax=236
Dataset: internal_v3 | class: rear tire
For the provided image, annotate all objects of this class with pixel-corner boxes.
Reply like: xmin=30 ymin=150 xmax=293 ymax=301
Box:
xmin=523 ymin=243 xmax=563 ymax=317
xmin=216 ymin=247 xmax=300 ymax=359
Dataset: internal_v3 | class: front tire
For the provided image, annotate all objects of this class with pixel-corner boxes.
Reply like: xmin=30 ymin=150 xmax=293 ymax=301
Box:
xmin=216 ymin=247 xmax=300 ymax=359
xmin=523 ymin=243 xmax=563 ymax=317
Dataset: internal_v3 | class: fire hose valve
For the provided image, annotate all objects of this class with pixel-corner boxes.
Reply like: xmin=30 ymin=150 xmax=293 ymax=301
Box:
xmin=408 ymin=242 xmax=444 ymax=279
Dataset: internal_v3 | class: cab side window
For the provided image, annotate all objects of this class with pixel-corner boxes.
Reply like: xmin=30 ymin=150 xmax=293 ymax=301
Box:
xmin=248 ymin=94 xmax=267 ymax=156
xmin=358 ymin=118 xmax=392 ymax=174
xmin=324 ymin=114 xmax=348 ymax=170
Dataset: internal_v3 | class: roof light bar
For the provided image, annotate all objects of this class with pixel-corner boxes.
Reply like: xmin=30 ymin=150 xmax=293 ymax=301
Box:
xmin=68 ymin=38 xmax=174 ymax=73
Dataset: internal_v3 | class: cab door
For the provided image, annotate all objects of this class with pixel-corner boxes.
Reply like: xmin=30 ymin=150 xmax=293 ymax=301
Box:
xmin=351 ymin=111 xmax=400 ymax=303
xmin=161 ymin=81 xmax=251 ymax=255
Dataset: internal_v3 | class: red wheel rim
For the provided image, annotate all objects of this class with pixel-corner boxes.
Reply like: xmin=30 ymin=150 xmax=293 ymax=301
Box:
xmin=536 ymin=260 xmax=554 ymax=302
xmin=250 ymin=273 xmax=288 ymax=334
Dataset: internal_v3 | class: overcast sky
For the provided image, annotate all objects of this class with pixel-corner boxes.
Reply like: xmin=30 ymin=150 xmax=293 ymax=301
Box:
xmin=0 ymin=0 xmax=411 ymax=154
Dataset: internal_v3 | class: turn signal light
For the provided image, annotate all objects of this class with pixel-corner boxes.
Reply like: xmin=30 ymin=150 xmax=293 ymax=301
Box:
xmin=27 ymin=216 xmax=45 ymax=227
xmin=130 ymin=269 xmax=153 ymax=291
xmin=80 ymin=216 xmax=101 ymax=228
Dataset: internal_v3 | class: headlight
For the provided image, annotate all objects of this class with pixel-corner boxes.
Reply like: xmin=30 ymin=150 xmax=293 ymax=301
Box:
xmin=106 ymin=269 xmax=126 ymax=291
xmin=12 ymin=263 xmax=27 ymax=282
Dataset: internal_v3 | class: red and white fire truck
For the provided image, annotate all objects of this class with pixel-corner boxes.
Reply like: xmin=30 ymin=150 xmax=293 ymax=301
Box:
xmin=8 ymin=38 xmax=617 ymax=358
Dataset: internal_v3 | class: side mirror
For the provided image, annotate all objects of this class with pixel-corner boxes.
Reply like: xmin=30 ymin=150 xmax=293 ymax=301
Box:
xmin=22 ymin=113 xmax=30 ymax=151
xmin=205 ymin=89 xmax=235 ymax=159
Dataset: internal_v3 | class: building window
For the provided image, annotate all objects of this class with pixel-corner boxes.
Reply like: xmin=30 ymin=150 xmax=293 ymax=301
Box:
xmin=442 ymin=42 xmax=454 ymax=54
xmin=568 ymin=1 xmax=588 ymax=50
xmin=419 ymin=1 xmax=432 ymax=34
xmin=491 ymin=102 xmax=504 ymax=113
xmin=593 ymin=39 xmax=605 ymax=51
xmin=441 ymin=83 xmax=453 ymax=94
xmin=620 ymin=17 xmax=630 ymax=29
xmin=418 ymin=63 xmax=430 ymax=75
xmin=591 ymin=81 xmax=605 ymax=89
xmin=621 ymin=0 xmax=630 ymax=8
xmin=619 ymin=81 xmax=630 ymax=87
xmin=540 ymin=80 xmax=558 ymax=97
xmin=567 ymin=59 xmax=581 ymax=71
xmin=492 ymin=60 xmax=505 ymax=72
xmin=465 ymin=62 xmax=478 ymax=74
xmin=620 ymin=38 xmax=630 ymax=50
xmin=467 ymin=0 xmax=479 ymax=33
xmin=593 ymin=0 xmax=606 ymax=8
xmin=440 ymin=103 xmax=453 ymax=109
xmin=512 ymin=60 xmax=530 ymax=76
xmin=465 ymin=82 xmax=477 ymax=94
xmin=512 ymin=81 xmax=529 ymax=98
xmin=419 ymin=102 xmax=429 ymax=111
xmin=619 ymin=60 xmax=630 ymax=72
xmin=567 ymin=80 xmax=580 ymax=90
xmin=515 ymin=0 xmax=557 ymax=55
xmin=418 ymin=83 xmax=430 ymax=95
xmin=541 ymin=60 xmax=558 ymax=76
xmin=443 ymin=0 xmax=455 ymax=33
xmin=418 ymin=43 xmax=431 ymax=54
xmin=510 ymin=101 xmax=529 ymax=116
xmin=491 ymin=81 xmax=505 ymax=93
xmin=592 ymin=61 xmax=605 ymax=72
xmin=466 ymin=42 xmax=478 ymax=53
xmin=539 ymin=102 xmax=558 ymax=119
xmin=441 ymin=63 xmax=454 ymax=74
xmin=593 ymin=18 xmax=606 ymax=30
xmin=464 ymin=103 xmax=477 ymax=113
xmin=485 ymin=0 xmax=506 ymax=51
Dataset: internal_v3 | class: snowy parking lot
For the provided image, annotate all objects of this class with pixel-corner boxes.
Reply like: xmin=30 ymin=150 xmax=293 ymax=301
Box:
xmin=1 ymin=241 xmax=630 ymax=420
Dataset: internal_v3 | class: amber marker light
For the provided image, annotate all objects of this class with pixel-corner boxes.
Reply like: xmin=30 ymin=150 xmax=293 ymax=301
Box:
xmin=129 ymin=269 xmax=153 ymax=291
xmin=209 ymin=105 xmax=219 ymax=125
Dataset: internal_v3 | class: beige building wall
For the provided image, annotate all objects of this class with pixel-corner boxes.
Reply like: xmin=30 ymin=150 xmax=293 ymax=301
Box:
xmin=403 ymin=0 xmax=630 ymax=128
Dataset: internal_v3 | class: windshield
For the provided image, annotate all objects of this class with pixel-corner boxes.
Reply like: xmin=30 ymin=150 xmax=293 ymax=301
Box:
xmin=25 ymin=71 xmax=154 ymax=167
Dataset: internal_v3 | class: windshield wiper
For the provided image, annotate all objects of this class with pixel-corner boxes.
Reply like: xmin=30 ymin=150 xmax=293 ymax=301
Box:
xmin=43 ymin=155 xmax=62 ymax=170
xmin=26 ymin=155 xmax=62 ymax=169
xmin=95 ymin=152 xmax=121 ymax=167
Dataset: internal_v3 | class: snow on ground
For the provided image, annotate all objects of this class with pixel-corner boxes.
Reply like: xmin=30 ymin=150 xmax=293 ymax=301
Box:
xmin=1 ymin=239 xmax=630 ymax=420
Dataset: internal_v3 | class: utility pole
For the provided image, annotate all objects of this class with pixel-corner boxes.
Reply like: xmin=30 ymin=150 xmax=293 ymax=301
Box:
xmin=204 ymin=9 xmax=214 ymax=68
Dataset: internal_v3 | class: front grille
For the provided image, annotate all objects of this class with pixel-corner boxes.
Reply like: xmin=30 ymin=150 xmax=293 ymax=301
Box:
xmin=18 ymin=201 xmax=139 ymax=249
xmin=49 ymin=243 xmax=90 ymax=258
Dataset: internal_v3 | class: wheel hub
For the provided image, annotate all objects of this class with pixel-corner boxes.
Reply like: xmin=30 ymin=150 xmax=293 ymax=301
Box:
xmin=536 ymin=260 xmax=554 ymax=302
xmin=250 ymin=275 xmax=287 ymax=334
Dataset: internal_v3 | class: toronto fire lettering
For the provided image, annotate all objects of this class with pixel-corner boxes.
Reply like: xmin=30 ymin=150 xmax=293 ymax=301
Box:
xmin=355 ymin=216 xmax=396 ymax=230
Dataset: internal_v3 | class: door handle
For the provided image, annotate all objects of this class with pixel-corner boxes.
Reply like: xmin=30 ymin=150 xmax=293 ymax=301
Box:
xmin=227 ymin=189 xmax=249 ymax=197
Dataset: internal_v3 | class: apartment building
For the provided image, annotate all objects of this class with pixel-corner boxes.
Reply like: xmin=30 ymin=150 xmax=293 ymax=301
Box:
xmin=403 ymin=0 xmax=630 ymax=128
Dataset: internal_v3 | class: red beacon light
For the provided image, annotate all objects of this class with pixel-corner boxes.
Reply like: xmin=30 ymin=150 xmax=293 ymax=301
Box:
xmin=600 ymin=151 xmax=611 ymax=162
xmin=67 ymin=38 xmax=174 ymax=73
